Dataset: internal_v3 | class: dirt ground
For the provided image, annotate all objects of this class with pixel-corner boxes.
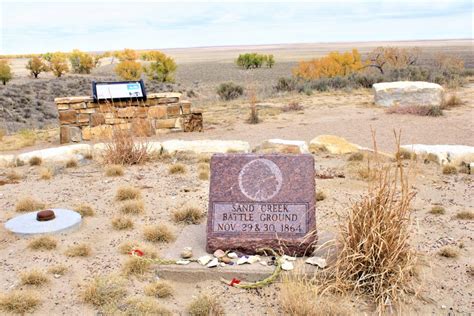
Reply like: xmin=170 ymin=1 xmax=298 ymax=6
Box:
xmin=0 ymin=40 xmax=473 ymax=315
xmin=0 ymin=145 xmax=472 ymax=315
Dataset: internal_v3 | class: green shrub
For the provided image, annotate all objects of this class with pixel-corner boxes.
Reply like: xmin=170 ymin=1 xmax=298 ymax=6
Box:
xmin=217 ymin=82 xmax=244 ymax=100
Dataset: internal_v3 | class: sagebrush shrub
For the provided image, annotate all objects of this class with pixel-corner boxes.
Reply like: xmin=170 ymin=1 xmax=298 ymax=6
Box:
xmin=216 ymin=82 xmax=244 ymax=100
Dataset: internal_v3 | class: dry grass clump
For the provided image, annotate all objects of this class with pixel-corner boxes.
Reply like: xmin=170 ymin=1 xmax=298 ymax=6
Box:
xmin=423 ymin=153 xmax=439 ymax=164
xmin=347 ymin=152 xmax=364 ymax=161
xmin=143 ymin=224 xmax=176 ymax=243
xmin=48 ymin=265 xmax=68 ymax=275
xmin=20 ymin=270 xmax=49 ymax=286
xmin=198 ymin=162 xmax=210 ymax=180
xmin=123 ymin=296 xmax=172 ymax=315
xmin=15 ymin=197 xmax=45 ymax=212
xmin=119 ymin=199 xmax=145 ymax=215
xmin=198 ymin=170 xmax=210 ymax=180
xmin=28 ymin=156 xmax=42 ymax=166
xmin=0 ymin=290 xmax=40 ymax=314
xmin=280 ymin=276 xmax=352 ymax=316
xmin=282 ymin=101 xmax=304 ymax=112
xmin=395 ymin=148 xmax=416 ymax=160
xmin=122 ymin=256 xmax=151 ymax=276
xmin=144 ymin=281 xmax=174 ymax=298
xmin=326 ymin=135 xmax=418 ymax=312
xmin=118 ymin=241 xmax=158 ymax=258
xmin=438 ymin=246 xmax=459 ymax=258
xmin=172 ymin=207 xmax=205 ymax=224
xmin=76 ymin=204 xmax=95 ymax=217
xmin=443 ymin=94 xmax=463 ymax=108
xmin=386 ymin=105 xmax=443 ymax=116
xmin=198 ymin=155 xmax=211 ymax=163
xmin=28 ymin=236 xmax=57 ymax=250
xmin=315 ymin=191 xmax=326 ymax=201
xmin=105 ymin=164 xmax=125 ymax=177
xmin=6 ymin=169 xmax=22 ymax=181
xmin=102 ymin=130 xmax=150 ymax=165
xmin=65 ymin=158 xmax=78 ymax=168
xmin=82 ymin=275 xmax=127 ymax=307
xmin=442 ymin=164 xmax=457 ymax=175
xmin=429 ymin=205 xmax=445 ymax=215
xmin=169 ymin=163 xmax=186 ymax=174
xmin=187 ymin=293 xmax=225 ymax=316
xmin=39 ymin=166 xmax=54 ymax=180
xmin=455 ymin=210 xmax=474 ymax=220
xmin=65 ymin=244 xmax=91 ymax=257
xmin=83 ymin=151 xmax=93 ymax=160
xmin=112 ymin=216 xmax=134 ymax=230
xmin=115 ymin=186 xmax=142 ymax=201
xmin=356 ymin=166 xmax=377 ymax=181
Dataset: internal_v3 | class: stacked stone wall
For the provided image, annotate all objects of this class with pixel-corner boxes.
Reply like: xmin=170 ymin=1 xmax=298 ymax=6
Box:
xmin=55 ymin=93 xmax=193 ymax=143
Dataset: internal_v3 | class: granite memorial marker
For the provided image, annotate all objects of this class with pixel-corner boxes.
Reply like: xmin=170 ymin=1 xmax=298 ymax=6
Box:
xmin=206 ymin=154 xmax=317 ymax=256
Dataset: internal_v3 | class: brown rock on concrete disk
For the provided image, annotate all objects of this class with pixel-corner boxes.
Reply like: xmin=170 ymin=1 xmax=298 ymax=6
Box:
xmin=206 ymin=154 xmax=317 ymax=256
xmin=36 ymin=210 xmax=55 ymax=221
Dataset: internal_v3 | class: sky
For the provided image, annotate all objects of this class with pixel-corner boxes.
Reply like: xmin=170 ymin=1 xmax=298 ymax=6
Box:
xmin=0 ymin=0 xmax=472 ymax=54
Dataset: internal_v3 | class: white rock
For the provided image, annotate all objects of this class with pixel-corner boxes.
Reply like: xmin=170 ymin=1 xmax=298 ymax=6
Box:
xmin=282 ymin=255 xmax=297 ymax=261
xmin=247 ymin=255 xmax=261 ymax=264
xmin=305 ymin=256 xmax=327 ymax=268
xmin=213 ymin=249 xmax=225 ymax=258
xmin=281 ymin=261 xmax=294 ymax=271
xmin=14 ymin=144 xmax=91 ymax=166
xmin=373 ymin=81 xmax=444 ymax=107
xmin=401 ymin=144 xmax=474 ymax=166
xmin=207 ymin=258 xmax=219 ymax=268
xmin=259 ymin=261 xmax=269 ymax=266
xmin=161 ymin=139 xmax=250 ymax=154
xmin=197 ymin=255 xmax=213 ymax=266
xmin=227 ymin=252 xmax=238 ymax=259
xmin=176 ymin=260 xmax=191 ymax=265
xmin=0 ymin=154 xmax=16 ymax=167
xmin=219 ymin=262 xmax=226 ymax=267
xmin=254 ymin=139 xmax=309 ymax=154
xmin=237 ymin=256 xmax=249 ymax=265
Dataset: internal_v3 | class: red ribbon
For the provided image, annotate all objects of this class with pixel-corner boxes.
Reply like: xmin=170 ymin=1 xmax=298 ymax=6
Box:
xmin=229 ymin=278 xmax=241 ymax=286
xmin=130 ymin=249 xmax=144 ymax=257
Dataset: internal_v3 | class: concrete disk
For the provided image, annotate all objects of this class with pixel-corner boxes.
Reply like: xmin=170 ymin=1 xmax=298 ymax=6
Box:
xmin=5 ymin=208 xmax=82 ymax=235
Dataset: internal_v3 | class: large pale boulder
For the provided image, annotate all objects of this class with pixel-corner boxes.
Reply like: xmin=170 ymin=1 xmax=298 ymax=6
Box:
xmin=14 ymin=144 xmax=92 ymax=165
xmin=309 ymin=135 xmax=361 ymax=154
xmin=161 ymin=140 xmax=250 ymax=154
xmin=401 ymin=144 xmax=474 ymax=166
xmin=253 ymin=139 xmax=309 ymax=154
xmin=373 ymin=81 xmax=444 ymax=107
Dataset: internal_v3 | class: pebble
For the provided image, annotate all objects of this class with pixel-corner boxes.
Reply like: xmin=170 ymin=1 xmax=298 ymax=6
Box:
xmin=207 ymin=258 xmax=219 ymax=268
xmin=237 ymin=256 xmax=248 ymax=265
xmin=176 ymin=260 xmax=191 ymax=265
xmin=198 ymin=255 xmax=213 ymax=266
xmin=180 ymin=247 xmax=193 ymax=259
xmin=305 ymin=256 xmax=327 ymax=268
xmin=259 ymin=261 xmax=268 ymax=266
xmin=282 ymin=255 xmax=296 ymax=261
xmin=213 ymin=249 xmax=225 ymax=258
xmin=247 ymin=255 xmax=261 ymax=264
xmin=281 ymin=261 xmax=294 ymax=271
xmin=221 ymin=256 xmax=232 ymax=264
xmin=227 ymin=252 xmax=238 ymax=259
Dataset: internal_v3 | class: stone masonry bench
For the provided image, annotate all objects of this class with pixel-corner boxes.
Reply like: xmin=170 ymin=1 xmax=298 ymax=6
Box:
xmin=55 ymin=93 xmax=202 ymax=144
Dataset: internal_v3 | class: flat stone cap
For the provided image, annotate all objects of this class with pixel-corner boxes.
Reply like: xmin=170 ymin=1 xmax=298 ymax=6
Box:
xmin=148 ymin=92 xmax=182 ymax=99
xmin=54 ymin=96 xmax=93 ymax=104
xmin=373 ymin=81 xmax=443 ymax=90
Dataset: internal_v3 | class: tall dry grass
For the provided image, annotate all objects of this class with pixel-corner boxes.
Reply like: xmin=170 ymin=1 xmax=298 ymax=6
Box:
xmin=102 ymin=129 xmax=150 ymax=165
xmin=329 ymin=131 xmax=418 ymax=312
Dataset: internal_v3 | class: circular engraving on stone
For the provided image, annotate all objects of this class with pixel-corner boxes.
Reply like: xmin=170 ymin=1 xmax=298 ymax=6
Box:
xmin=238 ymin=158 xmax=283 ymax=201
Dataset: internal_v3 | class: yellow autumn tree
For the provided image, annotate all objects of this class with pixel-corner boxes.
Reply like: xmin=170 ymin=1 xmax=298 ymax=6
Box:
xmin=366 ymin=47 xmax=421 ymax=74
xmin=114 ymin=49 xmax=142 ymax=80
xmin=293 ymin=49 xmax=363 ymax=80
xmin=49 ymin=52 xmax=69 ymax=77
